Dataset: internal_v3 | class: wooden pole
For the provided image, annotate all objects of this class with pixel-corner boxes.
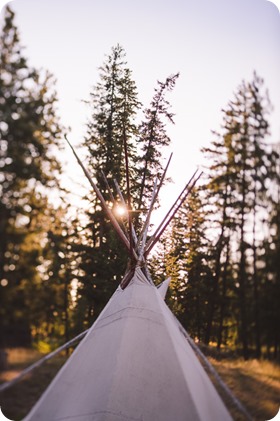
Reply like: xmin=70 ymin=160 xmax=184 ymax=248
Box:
xmin=65 ymin=135 xmax=132 ymax=254
xmin=101 ymin=170 xmax=130 ymax=240
xmin=144 ymin=169 xmax=199 ymax=253
xmin=137 ymin=178 xmax=158 ymax=263
xmin=136 ymin=152 xmax=173 ymax=249
xmin=122 ymin=129 xmax=134 ymax=259
xmin=113 ymin=179 xmax=139 ymax=249
xmin=145 ymin=171 xmax=203 ymax=256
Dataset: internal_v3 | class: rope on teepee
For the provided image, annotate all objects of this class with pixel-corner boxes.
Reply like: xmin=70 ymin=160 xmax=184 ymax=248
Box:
xmin=175 ymin=319 xmax=253 ymax=421
xmin=0 ymin=329 xmax=89 ymax=393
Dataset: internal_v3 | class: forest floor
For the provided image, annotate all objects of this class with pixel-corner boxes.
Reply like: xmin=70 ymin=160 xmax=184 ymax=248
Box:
xmin=0 ymin=347 xmax=279 ymax=421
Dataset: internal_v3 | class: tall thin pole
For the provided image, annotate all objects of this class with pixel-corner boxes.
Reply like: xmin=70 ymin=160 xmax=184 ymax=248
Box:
xmin=137 ymin=152 xmax=172 ymax=249
xmin=101 ymin=171 xmax=130 ymax=240
xmin=65 ymin=135 xmax=134 ymax=256
xmin=144 ymin=169 xmax=199 ymax=254
xmin=145 ymin=171 xmax=203 ymax=256
xmin=137 ymin=178 xmax=158 ymax=264
xmin=122 ymin=129 xmax=134 ymax=259
xmin=114 ymin=179 xmax=139 ymax=248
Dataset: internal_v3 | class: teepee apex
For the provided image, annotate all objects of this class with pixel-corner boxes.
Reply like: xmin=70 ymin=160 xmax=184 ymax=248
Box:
xmin=129 ymin=267 xmax=151 ymax=286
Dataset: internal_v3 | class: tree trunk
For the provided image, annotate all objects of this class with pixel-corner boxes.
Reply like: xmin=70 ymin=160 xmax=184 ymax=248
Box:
xmin=238 ymin=173 xmax=249 ymax=360
xmin=252 ymin=226 xmax=261 ymax=358
xmin=205 ymin=185 xmax=229 ymax=345
xmin=64 ymin=274 xmax=70 ymax=356
xmin=217 ymin=238 xmax=230 ymax=350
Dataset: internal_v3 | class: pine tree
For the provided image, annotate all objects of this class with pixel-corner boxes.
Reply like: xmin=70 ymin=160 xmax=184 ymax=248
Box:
xmin=136 ymin=73 xmax=179 ymax=212
xmin=161 ymin=188 xmax=211 ymax=341
xmin=75 ymin=46 xmax=178 ymax=328
xmin=76 ymin=45 xmax=141 ymax=326
xmin=260 ymin=143 xmax=280 ymax=358
xmin=202 ymin=131 xmax=235 ymax=346
xmin=84 ymin=44 xmax=140 ymax=190
xmin=0 ymin=6 xmax=64 ymax=346
xmin=203 ymin=73 xmax=275 ymax=358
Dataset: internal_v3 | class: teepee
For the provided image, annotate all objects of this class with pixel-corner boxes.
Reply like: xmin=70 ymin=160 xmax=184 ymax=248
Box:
xmin=22 ymin=138 xmax=233 ymax=421
xmin=23 ymin=268 xmax=232 ymax=421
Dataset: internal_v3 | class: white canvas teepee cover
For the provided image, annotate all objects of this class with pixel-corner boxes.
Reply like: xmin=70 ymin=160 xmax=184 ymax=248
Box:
xmin=24 ymin=268 xmax=232 ymax=421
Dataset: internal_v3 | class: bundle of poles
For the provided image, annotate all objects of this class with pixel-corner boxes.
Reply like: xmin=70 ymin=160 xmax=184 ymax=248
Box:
xmin=65 ymin=135 xmax=202 ymax=289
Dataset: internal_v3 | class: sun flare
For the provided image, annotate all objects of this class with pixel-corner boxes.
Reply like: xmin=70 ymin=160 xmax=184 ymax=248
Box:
xmin=115 ymin=205 xmax=127 ymax=217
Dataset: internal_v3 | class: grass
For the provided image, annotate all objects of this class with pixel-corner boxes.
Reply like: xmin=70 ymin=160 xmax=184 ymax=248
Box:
xmin=208 ymin=357 xmax=280 ymax=421
xmin=0 ymin=347 xmax=279 ymax=420
xmin=0 ymin=348 xmax=67 ymax=420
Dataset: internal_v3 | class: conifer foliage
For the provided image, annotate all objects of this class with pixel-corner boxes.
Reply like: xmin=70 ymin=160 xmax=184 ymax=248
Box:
xmin=75 ymin=46 xmax=179 ymax=327
xmin=0 ymin=7 xmax=65 ymax=346
xmin=136 ymin=73 xmax=179 ymax=211
xmin=162 ymin=74 xmax=280 ymax=359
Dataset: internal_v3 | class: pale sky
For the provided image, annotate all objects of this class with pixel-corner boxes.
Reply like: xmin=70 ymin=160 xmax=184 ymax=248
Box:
xmin=1 ymin=0 xmax=280 ymax=219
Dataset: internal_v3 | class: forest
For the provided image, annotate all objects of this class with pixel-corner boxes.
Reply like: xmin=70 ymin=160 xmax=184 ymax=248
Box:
xmin=0 ymin=6 xmax=279 ymax=362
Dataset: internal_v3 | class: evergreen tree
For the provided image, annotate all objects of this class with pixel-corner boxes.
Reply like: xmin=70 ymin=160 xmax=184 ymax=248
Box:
xmin=260 ymin=143 xmax=280 ymax=358
xmin=160 ymin=188 xmax=211 ymax=341
xmin=75 ymin=46 xmax=178 ymax=329
xmin=38 ymin=205 xmax=77 ymax=348
xmin=201 ymin=131 xmax=235 ymax=347
xmin=136 ymin=73 xmax=179 ymax=212
xmin=76 ymin=45 xmax=141 ymax=326
xmin=203 ymin=73 xmax=275 ymax=358
xmin=84 ymin=44 xmax=140 ymax=189
xmin=0 ymin=7 xmax=64 ymax=346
